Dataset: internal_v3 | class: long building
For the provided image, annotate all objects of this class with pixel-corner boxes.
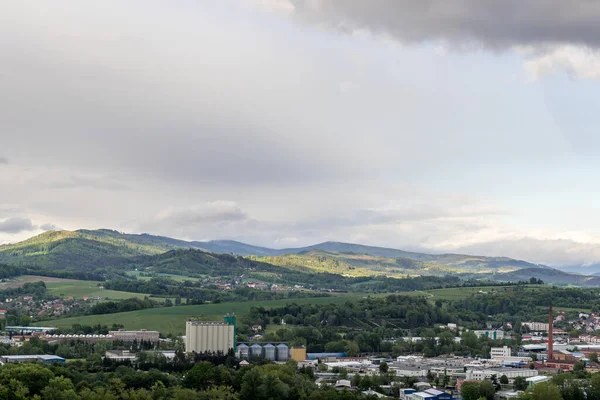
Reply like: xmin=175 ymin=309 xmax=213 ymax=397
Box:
xmin=185 ymin=320 xmax=235 ymax=353
xmin=109 ymin=329 xmax=159 ymax=343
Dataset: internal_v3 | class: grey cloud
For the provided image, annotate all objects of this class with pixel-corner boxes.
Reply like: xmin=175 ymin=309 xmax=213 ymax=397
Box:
xmin=46 ymin=175 xmax=126 ymax=191
xmin=138 ymin=202 xmax=251 ymax=237
xmin=0 ymin=157 xmax=7 ymax=164
xmin=39 ymin=223 xmax=58 ymax=231
xmin=455 ymin=238 xmax=600 ymax=267
xmin=0 ymin=217 xmax=36 ymax=233
xmin=290 ymin=0 xmax=600 ymax=49
xmin=0 ymin=1 xmax=365 ymax=187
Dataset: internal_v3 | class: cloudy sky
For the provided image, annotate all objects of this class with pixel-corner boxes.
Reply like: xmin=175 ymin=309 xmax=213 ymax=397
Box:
xmin=2 ymin=0 xmax=600 ymax=267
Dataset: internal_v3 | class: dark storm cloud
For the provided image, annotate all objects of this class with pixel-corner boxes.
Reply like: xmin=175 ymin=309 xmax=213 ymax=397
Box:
xmin=0 ymin=217 xmax=35 ymax=233
xmin=291 ymin=0 xmax=600 ymax=49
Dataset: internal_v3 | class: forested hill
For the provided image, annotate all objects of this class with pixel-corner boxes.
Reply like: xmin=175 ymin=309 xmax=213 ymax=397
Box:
xmin=0 ymin=229 xmax=546 ymax=273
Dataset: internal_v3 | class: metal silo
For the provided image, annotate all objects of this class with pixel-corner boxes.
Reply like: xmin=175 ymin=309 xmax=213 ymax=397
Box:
xmin=263 ymin=344 xmax=276 ymax=361
xmin=276 ymin=344 xmax=289 ymax=361
xmin=236 ymin=344 xmax=249 ymax=359
xmin=250 ymin=343 xmax=263 ymax=358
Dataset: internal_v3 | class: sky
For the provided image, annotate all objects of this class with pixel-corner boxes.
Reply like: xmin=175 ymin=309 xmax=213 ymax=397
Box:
xmin=2 ymin=0 xmax=600 ymax=267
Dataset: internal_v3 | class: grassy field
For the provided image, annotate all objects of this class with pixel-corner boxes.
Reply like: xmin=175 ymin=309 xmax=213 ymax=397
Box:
xmin=33 ymin=295 xmax=373 ymax=334
xmin=0 ymin=275 xmax=81 ymax=289
xmin=31 ymin=285 xmax=544 ymax=334
xmin=417 ymin=285 xmax=536 ymax=301
xmin=45 ymin=280 xmax=154 ymax=301
xmin=0 ymin=275 xmax=154 ymax=301
xmin=125 ymin=271 xmax=201 ymax=282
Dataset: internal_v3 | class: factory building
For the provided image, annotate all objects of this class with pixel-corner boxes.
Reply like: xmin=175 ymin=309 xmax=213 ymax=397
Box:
xmin=109 ymin=329 xmax=160 ymax=343
xmin=185 ymin=317 xmax=236 ymax=354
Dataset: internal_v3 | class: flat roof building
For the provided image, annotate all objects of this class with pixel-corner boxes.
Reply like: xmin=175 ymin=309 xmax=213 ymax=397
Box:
xmin=109 ymin=329 xmax=159 ymax=343
xmin=0 ymin=355 xmax=65 ymax=364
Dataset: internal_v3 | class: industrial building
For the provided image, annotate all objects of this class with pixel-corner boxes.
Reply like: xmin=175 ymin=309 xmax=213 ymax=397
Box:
xmin=185 ymin=318 xmax=236 ymax=354
xmin=5 ymin=326 xmax=56 ymax=334
xmin=109 ymin=329 xmax=159 ymax=343
xmin=0 ymin=355 xmax=65 ymax=364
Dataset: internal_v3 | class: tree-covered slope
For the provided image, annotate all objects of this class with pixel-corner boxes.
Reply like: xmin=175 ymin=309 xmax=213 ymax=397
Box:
xmin=0 ymin=229 xmax=552 ymax=279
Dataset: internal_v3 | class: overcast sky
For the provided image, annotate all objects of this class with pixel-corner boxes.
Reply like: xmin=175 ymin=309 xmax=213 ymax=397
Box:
xmin=2 ymin=0 xmax=600 ymax=267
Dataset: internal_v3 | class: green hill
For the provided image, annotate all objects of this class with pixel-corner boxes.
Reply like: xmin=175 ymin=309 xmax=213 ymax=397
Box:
xmin=0 ymin=229 xmax=554 ymax=282
xmin=253 ymin=250 xmax=468 ymax=277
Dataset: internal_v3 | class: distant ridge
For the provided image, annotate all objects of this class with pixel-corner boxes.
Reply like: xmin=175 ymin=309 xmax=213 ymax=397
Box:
xmin=0 ymin=229 xmax=546 ymax=273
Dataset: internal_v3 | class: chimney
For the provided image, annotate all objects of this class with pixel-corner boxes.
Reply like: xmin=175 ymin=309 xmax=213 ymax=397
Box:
xmin=548 ymin=303 xmax=553 ymax=360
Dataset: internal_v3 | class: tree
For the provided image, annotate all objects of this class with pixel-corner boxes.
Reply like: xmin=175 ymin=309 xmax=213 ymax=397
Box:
xmin=41 ymin=376 xmax=79 ymax=400
xmin=519 ymin=383 xmax=563 ymax=400
xmin=183 ymin=362 xmax=215 ymax=390
xmin=460 ymin=381 xmax=481 ymax=400
xmin=500 ymin=375 xmax=509 ymax=385
xmin=514 ymin=376 xmax=528 ymax=391
xmin=591 ymin=353 xmax=599 ymax=363
xmin=379 ymin=361 xmax=389 ymax=374
xmin=479 ymin=380 xmax=495 ymax=400
xmin=200 ymin=386 xmax=240 ymax=400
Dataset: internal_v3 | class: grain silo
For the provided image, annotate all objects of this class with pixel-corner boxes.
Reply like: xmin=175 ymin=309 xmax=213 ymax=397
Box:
xmin=236 ymin=344 xmax=249 ymax=359
xmin=250 ymin=343 xmax=263 ymax=358
xmin=276 ymin=343 xmax=289 ymax=361
xmin=185 ymin=321 xmax=235 ymax=354
xmin=263 ymin=344 xmax=276 ymax=361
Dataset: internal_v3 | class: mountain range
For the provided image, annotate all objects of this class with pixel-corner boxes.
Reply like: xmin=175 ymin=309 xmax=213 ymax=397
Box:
xmin=0 ymin=229 xmax=597 ymax=286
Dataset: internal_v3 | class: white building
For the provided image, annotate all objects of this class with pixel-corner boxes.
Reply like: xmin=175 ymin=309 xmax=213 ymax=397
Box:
xmin=185 ymin=320 xmax=235 ymax=353
xmin=526 ymin=375 xmax=551 ymax=387
xmin=467 ymin=368 xmax=538 ymax=381
xmin=473 ymin=330 xmax=505 ymax=340
xmin=522 ymin=322 xmax=549 ymax=332
xmin=491 ymin=346 xmax=512 ymax=358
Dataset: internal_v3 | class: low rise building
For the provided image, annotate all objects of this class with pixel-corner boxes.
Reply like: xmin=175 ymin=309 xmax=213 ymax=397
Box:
xmin=104 ymin=350 xmax=137 ymax=362
xmin=526 ymin=375 xmax=551 ymax=387
xmin=522 ymin=322 xmax=550 ymax=332
xmin=109 ymin=329 xmax=159 ymax=343
xmin=1 ymin=355 xmax=65 ymax=364
xmin=472 ymin=329 xmax=505 ymax=340
xmin=491 ymin=346 xmax=512 ymax=358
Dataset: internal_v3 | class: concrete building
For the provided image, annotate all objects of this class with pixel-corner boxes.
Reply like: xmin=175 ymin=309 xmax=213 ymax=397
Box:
xmin=185 ymin=320 xmax=235 ymax=354
xmin=522 ymin=322 xmax=550 ymax=332
xmin=491 ymin=346 xmax=512 ymax=358
xmin=466 ymin=368 xmax=538 ymax=380
xmin=109 ymin=329 xmax=159 ymax=343
xmin=104 ymin=350 xmax=137 ymax=362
